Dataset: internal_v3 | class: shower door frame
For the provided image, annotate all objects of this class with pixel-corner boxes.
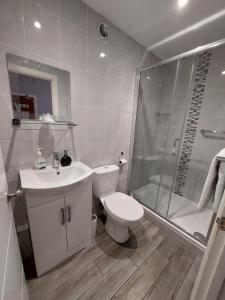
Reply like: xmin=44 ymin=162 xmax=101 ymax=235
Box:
xmin=129 ymin=37 xmax=225 ymax=248
xmin=165 ymin=54 xmax=196 ymax=219
xmin=152 ymin=59 xmax=184 ymax=216
xmin=141 ymin=38 xmax=225 ymax=73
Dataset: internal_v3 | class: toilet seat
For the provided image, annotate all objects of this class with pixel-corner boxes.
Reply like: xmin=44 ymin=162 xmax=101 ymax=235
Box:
xmin=103 ymin=192 xmax=144 ymax=222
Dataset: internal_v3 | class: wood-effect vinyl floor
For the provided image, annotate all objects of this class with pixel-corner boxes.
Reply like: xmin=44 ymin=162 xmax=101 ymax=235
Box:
xmin=27 ymin=218 xmax=202 ymax=300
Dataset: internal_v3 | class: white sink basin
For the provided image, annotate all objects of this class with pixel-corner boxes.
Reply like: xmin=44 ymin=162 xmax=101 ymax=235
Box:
xmin=19 ymin=161 xmax=93 ymax=192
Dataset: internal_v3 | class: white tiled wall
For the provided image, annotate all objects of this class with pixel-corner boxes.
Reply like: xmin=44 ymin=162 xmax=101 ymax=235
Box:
xmin=0 ymin=0 xmax=157 ymax=194
xmin=185 ymin=45 xmax=225 ymax=202
xmin=0 ymin=0 xmax=157 ymax=250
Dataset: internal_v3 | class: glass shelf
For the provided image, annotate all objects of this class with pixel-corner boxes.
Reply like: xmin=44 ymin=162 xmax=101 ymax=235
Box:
xmin=12 ymin=118 xmax=78 ymax=129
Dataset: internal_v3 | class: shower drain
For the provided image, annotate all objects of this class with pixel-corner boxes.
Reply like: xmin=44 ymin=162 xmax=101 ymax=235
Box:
xmin=194 ymin=232 xmax=207 ymax=244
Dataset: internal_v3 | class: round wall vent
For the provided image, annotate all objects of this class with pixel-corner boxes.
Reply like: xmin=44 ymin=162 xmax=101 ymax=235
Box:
xmin=98 ymin=23 xmax=109 ymax=40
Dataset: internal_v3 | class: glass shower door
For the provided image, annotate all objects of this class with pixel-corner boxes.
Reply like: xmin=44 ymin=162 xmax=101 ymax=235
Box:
xmin=132 ymin=44 xmax=225 ymax=244
xmin=168 ymin=48 xmax=222 ymax=241
xmin=155 ymin=55 xmax=195 ymax=218
xmin=131 ymin=55 xmax=195 ymax=219
xmin=132 ymin=60 xmax=179 ymax=214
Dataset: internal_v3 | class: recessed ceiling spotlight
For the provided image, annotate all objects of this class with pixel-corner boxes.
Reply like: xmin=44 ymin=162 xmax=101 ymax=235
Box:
xmin=178 ymin=0 xmax=188 ymax=9
xmin=221 ymin=70 xmax=225 ymax=75
xmin=146 ymin=76 xmax=151 ymax=80
xmin=99 ymin=52 xmax=106 ymax=58
xmin=34 ymin=21 xmax=41 ymax=29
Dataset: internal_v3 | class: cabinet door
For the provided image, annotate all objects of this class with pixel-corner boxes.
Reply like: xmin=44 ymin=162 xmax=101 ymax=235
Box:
xmin=66 ymin=178 xmax=92 ymax=253
xmin=28 ymin=197 xmax=67 ymax=275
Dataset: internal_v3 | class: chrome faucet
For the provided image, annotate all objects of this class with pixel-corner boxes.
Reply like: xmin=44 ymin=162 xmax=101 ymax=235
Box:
xmin=53 ymin=152 xmax=60 ymax=171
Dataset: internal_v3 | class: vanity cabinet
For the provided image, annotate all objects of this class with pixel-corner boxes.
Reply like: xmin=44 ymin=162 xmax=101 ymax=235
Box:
xmin=66 ymin=187 xmax=91 ymax=253
xmin=28 ymin=197 xmax=67 ymax=272
xmin=25 ymin=177 xmax=92 ymax=276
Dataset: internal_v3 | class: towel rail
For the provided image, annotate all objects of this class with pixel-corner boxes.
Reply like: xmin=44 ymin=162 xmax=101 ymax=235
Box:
xmin=201 ymin=129 xmax=225 ymax=139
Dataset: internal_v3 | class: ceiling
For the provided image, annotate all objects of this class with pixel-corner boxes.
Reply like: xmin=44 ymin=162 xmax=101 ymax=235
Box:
xmin=83 ymin=0 xmax=225 ymax=59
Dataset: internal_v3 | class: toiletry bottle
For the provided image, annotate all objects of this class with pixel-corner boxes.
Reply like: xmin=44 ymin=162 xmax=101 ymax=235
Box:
xmin=61 ymin=150 xmax=72 ymax=167
xmin=34 ymin=148 xmax=46 ymax=170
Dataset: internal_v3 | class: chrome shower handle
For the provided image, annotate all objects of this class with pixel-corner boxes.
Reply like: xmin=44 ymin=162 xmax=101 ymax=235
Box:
xmin=172 ymin=138 xmax=180 ymax=156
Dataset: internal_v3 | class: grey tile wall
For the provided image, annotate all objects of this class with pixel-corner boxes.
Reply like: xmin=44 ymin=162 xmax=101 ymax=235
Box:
xmin=183 ymin=44 xmax=225 ymax=202
xmin=0 ymin=0 xmax=155 ymax=198
xmin=0 ymin=0 xmax=157 ymax=256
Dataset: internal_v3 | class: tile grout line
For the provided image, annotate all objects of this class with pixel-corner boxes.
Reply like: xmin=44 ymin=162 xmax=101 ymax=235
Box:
xmin=170 ymin=255 xmax=196 ymax=300
xmin=144 ymin=247 xmax=197 ymax=300
xmin=126 ymin=231 xmax=165 ymax=269
xmin=76 ymin=258 xmax=137 ymax=300
xmin=108 ymin=260 xmax=138 ymax=300
xmin=124 ymin=254 xmax=139 ymax=268
xmin=141 ymin=257 xmax=170 ymax=300
xmin=93 ymin=260 xmax=105 ymax=277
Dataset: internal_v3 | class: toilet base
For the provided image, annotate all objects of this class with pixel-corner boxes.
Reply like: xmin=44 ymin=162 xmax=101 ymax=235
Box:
xmin=105 ymin=214 xmax=129 ymax=243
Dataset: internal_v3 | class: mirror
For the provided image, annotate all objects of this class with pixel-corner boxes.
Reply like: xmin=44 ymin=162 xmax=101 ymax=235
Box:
xmin=6 ymin=53 xmax=71 ymax=122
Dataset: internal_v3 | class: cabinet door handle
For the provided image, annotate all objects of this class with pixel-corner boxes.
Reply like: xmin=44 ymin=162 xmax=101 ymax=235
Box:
xmin=61 ymin=208 xmax=66 ymax=225
xmin=67 ymin=206 xmax=71 ymax=223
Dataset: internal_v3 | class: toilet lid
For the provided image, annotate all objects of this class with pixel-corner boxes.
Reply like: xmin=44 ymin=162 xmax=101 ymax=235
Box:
xmin=104 ymin=192 xmax=144 ymax=222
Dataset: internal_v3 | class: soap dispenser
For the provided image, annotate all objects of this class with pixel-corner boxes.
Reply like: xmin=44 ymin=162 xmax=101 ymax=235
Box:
xmin=34 ymin=148 xmax=46 ymax=170
xmin=61 ymin=150 xmax=72 ymax=167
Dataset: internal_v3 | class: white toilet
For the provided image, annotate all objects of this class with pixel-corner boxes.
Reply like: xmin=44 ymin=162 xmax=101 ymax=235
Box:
xmin=93 ymin=164 xmax=144 ymax=243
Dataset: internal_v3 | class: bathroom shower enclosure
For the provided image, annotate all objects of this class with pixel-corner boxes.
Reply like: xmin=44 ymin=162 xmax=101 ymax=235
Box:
xmin=131 ymin=39 xmax=225 ymax=246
